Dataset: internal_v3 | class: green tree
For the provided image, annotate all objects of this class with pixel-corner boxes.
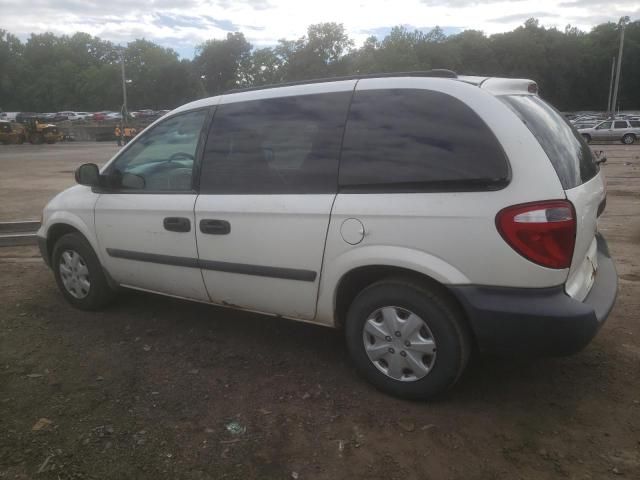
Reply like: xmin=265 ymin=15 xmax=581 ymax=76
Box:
xmin=194 ymin=32 xmax=252 ymax=95
xmin=275 ymin=23 xmax=354 ymax=80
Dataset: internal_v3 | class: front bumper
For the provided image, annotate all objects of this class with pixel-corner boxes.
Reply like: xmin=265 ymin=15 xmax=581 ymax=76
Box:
xmin=450 ymin=234 xmax=618 ymax=356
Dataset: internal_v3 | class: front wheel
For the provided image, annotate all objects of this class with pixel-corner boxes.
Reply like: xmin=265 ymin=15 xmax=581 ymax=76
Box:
xmin=622 ymin=134 xmax=635 ymax=145
xmin=52 ymin=233 xmax=115 ymax=310
xmin=345 ymin=278 xmax=471 ymax=400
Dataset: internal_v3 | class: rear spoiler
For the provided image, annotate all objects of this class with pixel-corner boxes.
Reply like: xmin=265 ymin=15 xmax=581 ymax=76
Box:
xmin=476 ymin=77 xmax=539 ymax=96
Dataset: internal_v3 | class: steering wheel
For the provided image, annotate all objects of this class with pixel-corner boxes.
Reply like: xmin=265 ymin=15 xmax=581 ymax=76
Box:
xmin=168 ymin=152 xmax=194 ymax=162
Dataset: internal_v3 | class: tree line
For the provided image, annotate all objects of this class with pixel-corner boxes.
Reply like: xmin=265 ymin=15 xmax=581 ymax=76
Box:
xmin=0 ymin=18 xmax=638 ymax=113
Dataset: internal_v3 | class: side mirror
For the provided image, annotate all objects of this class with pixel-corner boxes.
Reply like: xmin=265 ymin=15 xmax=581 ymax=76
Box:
xmin=75 ymin=163 xmax=100 ymax=186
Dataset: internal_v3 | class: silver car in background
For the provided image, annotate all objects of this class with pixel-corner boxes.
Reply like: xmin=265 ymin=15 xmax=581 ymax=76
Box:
xmin=578 ymin=119 xmax=640 ymax=144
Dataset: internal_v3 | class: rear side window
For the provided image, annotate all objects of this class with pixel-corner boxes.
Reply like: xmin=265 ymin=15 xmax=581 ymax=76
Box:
xmin=499 ymin=95 xmax=597 ymax=189
xmin=200 ymin=92 xmax=351 ymax=194
xmin=630 ymin=121 xmax=640 ymax=128
xmin=614 ymin=121 xmax=628 ymax=129
xmin=339 ymin=89 xmax=509 ymax=192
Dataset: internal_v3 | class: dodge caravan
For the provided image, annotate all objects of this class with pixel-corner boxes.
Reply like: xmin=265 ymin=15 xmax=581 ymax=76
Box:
xmin=37 ymin=71 xmax=618 ymax=399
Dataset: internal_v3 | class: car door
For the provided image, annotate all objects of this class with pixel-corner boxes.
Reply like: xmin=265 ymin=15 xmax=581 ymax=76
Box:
xmin=613 ymin=120 xmax=629 ymax=140
xmin=593 ymin=121 xmax=612 ymax=140
xmin=194 ymin=84 xmax=355 ymax=320
xmin=94 ymin=108 xmax=212 ymax=301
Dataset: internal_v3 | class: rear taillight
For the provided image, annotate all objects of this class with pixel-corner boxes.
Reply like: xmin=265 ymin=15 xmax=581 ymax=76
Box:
xmin=496 ymin=200 xmax=576 ymax=269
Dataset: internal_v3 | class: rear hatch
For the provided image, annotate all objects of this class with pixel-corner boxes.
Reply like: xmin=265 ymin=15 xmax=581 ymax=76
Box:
xmin=499 ymin=94 xmax=605 ymax=301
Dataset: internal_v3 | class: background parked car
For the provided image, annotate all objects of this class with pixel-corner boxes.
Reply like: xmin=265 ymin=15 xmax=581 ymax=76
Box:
xmin=0 ymin=111 xmax=18 ymax=121
xmin=92 ymin=111 xmax=114 ymax=121
xmin=579 ymin=119 xmax=639 ymax=144
xmin=105 ymin=112 xmax=123 ymax=121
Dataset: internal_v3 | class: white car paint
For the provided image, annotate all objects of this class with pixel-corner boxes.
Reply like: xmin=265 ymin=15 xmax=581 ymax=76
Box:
xmin=38 ymin=74 xmax=605 ymax=328
xmin=195 ymin=194 xmax=335 ymax=320
xmin=94 ymin=193 xmax=210 ymax=302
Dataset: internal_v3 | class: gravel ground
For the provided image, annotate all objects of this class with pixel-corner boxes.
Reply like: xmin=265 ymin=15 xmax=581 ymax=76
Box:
xmin=0 ymin=143 xmax=639 ymax=479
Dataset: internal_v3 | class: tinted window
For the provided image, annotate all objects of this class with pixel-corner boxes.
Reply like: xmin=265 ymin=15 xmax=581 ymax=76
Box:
xmin=200 ymin=92 xmax=351 ymax=194
xmin=499 ymin=95 xmax=597 ymax=189
xmin=109 ymin=109 xmax=207 ymax=191
xmin=614 ymin=121 xmax=628 ymax=129
xmin=339 ymin=89 xmax=509 ymax=192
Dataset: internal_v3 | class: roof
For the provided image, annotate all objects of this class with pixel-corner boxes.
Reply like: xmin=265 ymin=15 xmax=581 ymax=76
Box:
xmin=224 ymin=69 xmax=458 ymax=94
xmin=171 ymin=70 xmax=537 ymax=115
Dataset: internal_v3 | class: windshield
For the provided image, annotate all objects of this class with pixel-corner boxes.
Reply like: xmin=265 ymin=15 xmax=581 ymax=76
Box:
xmin=499 ymin=95 xmax=598 ymax=189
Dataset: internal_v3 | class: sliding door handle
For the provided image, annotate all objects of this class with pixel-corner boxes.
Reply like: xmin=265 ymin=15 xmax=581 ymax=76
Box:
xmin=200 ymin=219 xmax=231 ymax=235
xmin=163 ymin=217 xmax=191 ymax=233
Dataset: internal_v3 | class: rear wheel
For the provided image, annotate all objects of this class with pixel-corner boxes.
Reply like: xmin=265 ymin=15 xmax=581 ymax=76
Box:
xmin=622 ymin=133 xmax=635 ymax=145
xmin=581 ymin=134 xmax=591 ymax=143
xmin=52 ymin=233 xmax=115 ymax=310
xmin=345 ymin=277 xmax=471 ymax=400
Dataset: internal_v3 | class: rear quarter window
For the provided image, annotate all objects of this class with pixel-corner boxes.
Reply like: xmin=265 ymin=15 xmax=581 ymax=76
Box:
xmin=339 ymin=89 xmax=509 ymax=192
xmin=499 ymin=95 xmax=597 ymax=189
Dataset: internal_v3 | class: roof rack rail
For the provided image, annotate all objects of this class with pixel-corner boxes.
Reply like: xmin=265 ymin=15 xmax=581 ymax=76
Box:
xmin=224 ymin=69 xmax=458 ymax=94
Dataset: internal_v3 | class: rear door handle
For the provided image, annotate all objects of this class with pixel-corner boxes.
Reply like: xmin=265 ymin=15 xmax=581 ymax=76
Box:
xmin=200 ymin=219 xmax=231 ymax=235
xmin=163 ymin=217 xmax=191 ymax=233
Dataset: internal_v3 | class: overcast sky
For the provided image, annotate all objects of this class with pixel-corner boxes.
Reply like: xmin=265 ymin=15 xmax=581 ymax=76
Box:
xmin=0 ymin=0 xmax=637 ymax=58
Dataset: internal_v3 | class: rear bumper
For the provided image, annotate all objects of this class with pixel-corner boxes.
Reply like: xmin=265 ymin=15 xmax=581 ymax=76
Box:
xmin=450 ymin=233 xmax=617 ymax=356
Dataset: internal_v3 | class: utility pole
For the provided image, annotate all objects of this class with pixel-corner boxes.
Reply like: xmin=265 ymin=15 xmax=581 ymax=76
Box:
xmin=607 ymin=56 xmax=615 ymax=115
xmin=120 ymin=50 xmax=128 ymax=126
xmin=611 ymin=17 xmax=629 ymax=116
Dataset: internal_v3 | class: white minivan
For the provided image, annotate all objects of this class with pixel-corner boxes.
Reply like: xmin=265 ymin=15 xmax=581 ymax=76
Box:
xmin=37 ymin=71 xmax=617 ymax=399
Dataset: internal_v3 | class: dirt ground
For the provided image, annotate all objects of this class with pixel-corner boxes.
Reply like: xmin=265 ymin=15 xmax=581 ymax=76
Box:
xmin=1 ymin=143 xmax=639 ymax=479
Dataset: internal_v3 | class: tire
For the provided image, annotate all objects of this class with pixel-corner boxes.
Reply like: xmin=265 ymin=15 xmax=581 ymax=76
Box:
xmin=582 ymin=134 xmax=591 ymax=144
xmin=51 ymin=233 xmax=115 ymax=310
xmin=345 ymin=277 xmax=471 ymax=400
xmin=622 ymin=134 xmax=635 ymax=145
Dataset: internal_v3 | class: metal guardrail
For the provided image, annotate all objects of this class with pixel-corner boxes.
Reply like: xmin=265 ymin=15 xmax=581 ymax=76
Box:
xmin=0 ymin=221 xmax=40 ymax=246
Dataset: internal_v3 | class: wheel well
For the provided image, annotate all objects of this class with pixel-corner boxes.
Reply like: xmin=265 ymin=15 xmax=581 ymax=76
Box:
xmin=334 ymin=265 xmax=472 ymax=337
xmin=46 ymin=223 xmax=82 ymax=263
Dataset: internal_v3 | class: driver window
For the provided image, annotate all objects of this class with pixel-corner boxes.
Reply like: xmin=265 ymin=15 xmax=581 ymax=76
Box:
xmin=110 ymin=109 xmax=207 ymax=191
xmin=596 ymin=122 xmax=611 ymax=130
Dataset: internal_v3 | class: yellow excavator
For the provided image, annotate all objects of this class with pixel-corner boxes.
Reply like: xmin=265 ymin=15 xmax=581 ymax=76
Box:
xmin=21 ymin=118 xmax=63 ymax=144
xmin=0 ymin=117 xmax=63 ymax=145
xmin=0 ymin=120 xmax=24 ymax=144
